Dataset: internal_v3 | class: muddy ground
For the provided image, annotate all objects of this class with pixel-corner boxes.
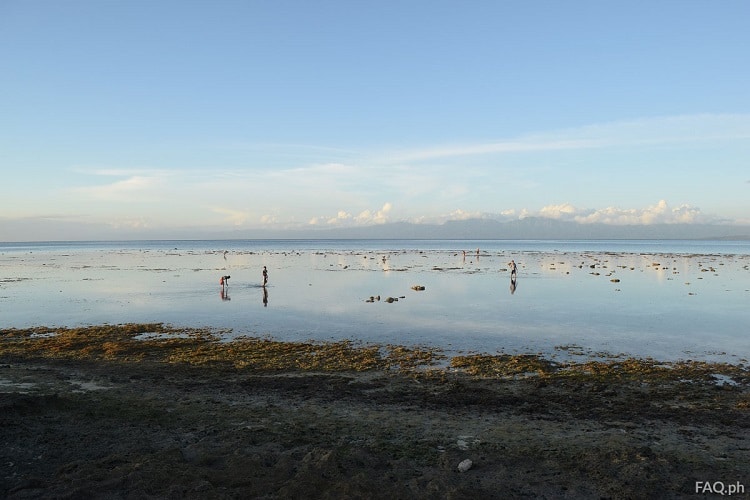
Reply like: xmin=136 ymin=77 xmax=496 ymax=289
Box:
xmin=1 ymin=325 xmax=748 ymax=499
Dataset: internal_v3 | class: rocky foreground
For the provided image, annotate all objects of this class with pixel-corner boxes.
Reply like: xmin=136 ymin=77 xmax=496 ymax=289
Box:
xmin=1 ymin=324 xmax=748 ymax=499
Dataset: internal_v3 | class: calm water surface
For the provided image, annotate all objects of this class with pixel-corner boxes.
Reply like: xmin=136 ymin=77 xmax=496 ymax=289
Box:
xmin=1 ymin=239 xmax=749 ymax=362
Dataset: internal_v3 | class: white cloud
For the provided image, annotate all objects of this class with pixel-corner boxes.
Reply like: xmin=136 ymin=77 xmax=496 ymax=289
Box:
xmin=538 ymin=203 xmax=578 ymax=220
xmin=211 ymin=207 xmax=250 ymax=226
xmin=106 ymin=217 xmax=151 ymax=229
xmin=408 ymin=208 xmax=488 ymax=225
xmin=364 ymin=202 xmax=393 ymax=224
xmin=309 ymin=210 xmax=353 ymax=226
xmin=415 ymin=200 xmax=714 ymax=227
xmin=530 ymin=199 xmax=711 ymax=225
xmin=328 ymin=210 xmax=352 ymax=225
xmin=310 ymin=203 xmax=393 ymax=227
xmin=445 ymin=208 xmax=483 ymax=221
xmin=260 ymin=214 xmax=278 ymax=225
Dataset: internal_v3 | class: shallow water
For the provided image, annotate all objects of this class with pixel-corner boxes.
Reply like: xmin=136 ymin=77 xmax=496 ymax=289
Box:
xmin=1 ymin=240 xmax=749 ymax=362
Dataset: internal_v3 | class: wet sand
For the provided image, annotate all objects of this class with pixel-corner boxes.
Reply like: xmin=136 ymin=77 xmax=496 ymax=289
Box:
xmin=1 ymin=324 xmax=748 ymax=499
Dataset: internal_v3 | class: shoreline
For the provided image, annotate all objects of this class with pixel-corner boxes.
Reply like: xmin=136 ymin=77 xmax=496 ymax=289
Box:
xmin=2 ymin=324 xmax=748 ymax=498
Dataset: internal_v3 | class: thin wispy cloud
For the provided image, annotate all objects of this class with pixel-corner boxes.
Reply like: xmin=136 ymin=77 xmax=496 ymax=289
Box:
xmin=389 ymin=139 xmax=602 ymax=163
xmin=385 ymin=113 xmax=750 ymax=163
xmin=72 ymin=175 xmax=166 ymax=202
xmin=70 ymin=167 xmax=174 ymax=178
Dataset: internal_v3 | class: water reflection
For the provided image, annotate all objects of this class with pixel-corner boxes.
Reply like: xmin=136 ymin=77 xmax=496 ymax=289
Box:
xmin=1 ymin=244 xmax=749 ymax=362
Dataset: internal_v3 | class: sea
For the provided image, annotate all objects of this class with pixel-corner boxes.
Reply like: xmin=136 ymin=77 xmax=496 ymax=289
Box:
xmin=2 ymin=239 xmax=749 ymax=363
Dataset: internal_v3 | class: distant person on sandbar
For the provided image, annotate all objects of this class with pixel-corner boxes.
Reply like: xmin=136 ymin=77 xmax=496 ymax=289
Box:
xmin=509 ymin=260 xmax=517 ymax=279
xmin=262 ymin=266 xmax=268 ymax=287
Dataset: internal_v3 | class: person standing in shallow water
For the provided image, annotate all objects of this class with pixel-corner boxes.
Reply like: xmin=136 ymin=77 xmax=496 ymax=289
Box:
xmin=262 ymin=266 xmax=268 ymax=287
xmin=509 ymin=260 xmax=518 ymax=295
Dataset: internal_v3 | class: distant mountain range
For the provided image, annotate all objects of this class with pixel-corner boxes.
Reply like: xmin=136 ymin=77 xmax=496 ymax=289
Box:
xmin=227 ymin=217 xmax=750 ymax=241
xmin=3 ymin=217 xmax=750 ymax=242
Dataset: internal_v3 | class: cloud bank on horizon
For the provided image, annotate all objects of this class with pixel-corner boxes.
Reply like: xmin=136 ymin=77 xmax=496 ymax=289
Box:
xmin=1 ymin=2 xmax=748 ymax=241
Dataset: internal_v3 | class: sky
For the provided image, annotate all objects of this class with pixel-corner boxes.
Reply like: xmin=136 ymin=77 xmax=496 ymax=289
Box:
xmin=1 ymin=1 xmax=749 ymax=241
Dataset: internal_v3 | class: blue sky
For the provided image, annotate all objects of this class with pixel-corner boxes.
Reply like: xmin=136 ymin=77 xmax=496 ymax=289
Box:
xmin=1 ymin=1 xmax=749 ymax=240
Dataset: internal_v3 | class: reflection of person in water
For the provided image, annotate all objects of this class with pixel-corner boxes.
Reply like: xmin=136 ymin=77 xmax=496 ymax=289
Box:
xmin=510 ymin=276 xmax=517 ymax=295
xmin=220 ymin=287 xmax=230 ymax=301
xmin=262 ymin=286 xmax=268 ymax=307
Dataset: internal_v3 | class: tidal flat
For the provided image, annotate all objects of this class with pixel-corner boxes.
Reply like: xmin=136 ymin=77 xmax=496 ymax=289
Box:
xmin=1 ymin=240 xmax=749 ymax=363
xmin=1 ymin=324 xmax=749 ymax=498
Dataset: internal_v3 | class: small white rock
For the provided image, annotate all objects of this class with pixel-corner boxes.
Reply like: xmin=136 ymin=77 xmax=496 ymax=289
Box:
xmin=457 ymin=458 xmax=473 ymax=473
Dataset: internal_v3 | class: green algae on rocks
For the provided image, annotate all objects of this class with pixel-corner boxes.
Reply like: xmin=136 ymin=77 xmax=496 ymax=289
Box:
xmin=1 ymin=324 xmax=748 ymax=388
xmin=0 ymin=324 xmax=444 ymax=373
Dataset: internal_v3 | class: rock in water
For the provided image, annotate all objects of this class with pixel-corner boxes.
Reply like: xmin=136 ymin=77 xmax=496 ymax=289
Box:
xmin=457 ymin=458 xmax=473 ymax=473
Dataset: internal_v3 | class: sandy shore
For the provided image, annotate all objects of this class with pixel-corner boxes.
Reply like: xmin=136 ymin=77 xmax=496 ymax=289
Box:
xmin=1 ymin=324 xmax=748 ymax=499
